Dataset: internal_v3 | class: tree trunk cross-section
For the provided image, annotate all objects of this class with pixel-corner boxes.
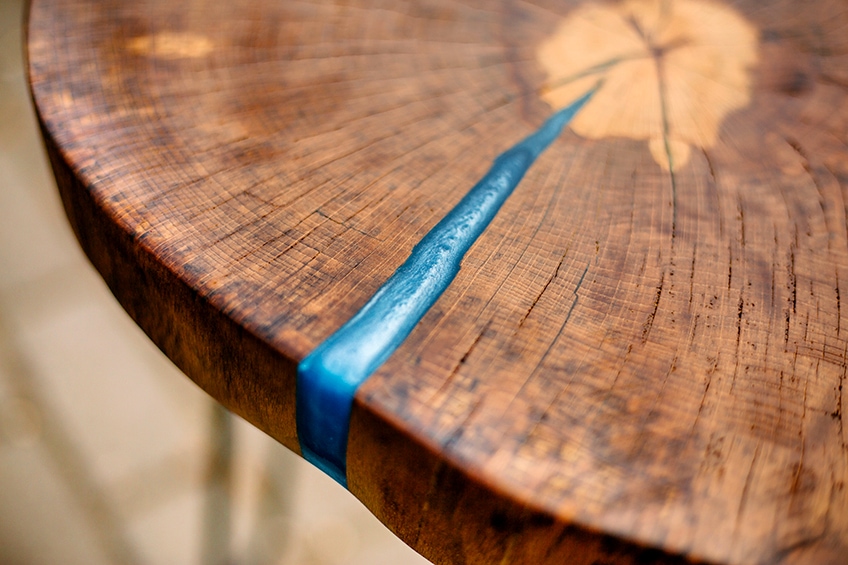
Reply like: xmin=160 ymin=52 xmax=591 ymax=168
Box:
xmin=27 ymin=0 xmax=848 ymax=564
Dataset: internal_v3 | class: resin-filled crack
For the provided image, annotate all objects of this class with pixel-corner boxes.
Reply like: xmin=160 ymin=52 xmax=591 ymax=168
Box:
xmin=296 ymin=86 xmax=598 ymax=487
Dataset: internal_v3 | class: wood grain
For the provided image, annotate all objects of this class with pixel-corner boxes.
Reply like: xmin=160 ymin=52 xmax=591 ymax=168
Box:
xmin=27 ymin=0 xmax=848 ymax=563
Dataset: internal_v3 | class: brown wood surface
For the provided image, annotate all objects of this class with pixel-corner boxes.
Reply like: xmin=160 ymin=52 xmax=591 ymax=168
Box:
xmin=27 ymin=0 xmax=848 ymax=563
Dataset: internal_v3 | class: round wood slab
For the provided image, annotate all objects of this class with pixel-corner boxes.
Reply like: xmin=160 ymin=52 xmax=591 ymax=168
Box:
xmin=28 ymin=0 xmax=848 ymax=563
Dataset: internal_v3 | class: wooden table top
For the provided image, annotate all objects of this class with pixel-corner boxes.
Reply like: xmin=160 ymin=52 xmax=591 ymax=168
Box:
xmin=27 ymin=0 xmax=848 ymax=563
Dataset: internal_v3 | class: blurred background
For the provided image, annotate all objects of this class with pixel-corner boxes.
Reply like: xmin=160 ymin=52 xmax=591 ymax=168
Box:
xmin=0 ymin=0 xmax=432 ymax=563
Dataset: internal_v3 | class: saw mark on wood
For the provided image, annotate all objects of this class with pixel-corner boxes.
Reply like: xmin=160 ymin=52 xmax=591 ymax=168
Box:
xmin=642 ymin=272 xmax=665 ymax=342
xmin=517 ymin=251 xmax=569 ymax=330
xmin=733 ymin=441 xmax=762 ymax=547
xmin=564 ymin=263 xmax=590 ymax=328
xmin=430 ymin=320 xmax=492 ymax=403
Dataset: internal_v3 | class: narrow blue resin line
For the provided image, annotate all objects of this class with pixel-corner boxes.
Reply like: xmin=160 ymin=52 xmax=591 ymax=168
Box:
xmin=297 ymin=87 xmax=597 ymax=487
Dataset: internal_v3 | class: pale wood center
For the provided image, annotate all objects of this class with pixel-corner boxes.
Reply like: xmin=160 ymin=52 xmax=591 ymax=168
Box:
xmin=538 ymin=0 xmax=758 ymax=170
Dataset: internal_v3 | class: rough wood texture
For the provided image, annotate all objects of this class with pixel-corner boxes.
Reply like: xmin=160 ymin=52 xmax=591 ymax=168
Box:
xmin=27 ymin=0 xmax=848 ymax=563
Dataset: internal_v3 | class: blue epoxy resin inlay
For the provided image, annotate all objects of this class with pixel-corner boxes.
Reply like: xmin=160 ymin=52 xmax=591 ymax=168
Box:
xmin=297 ymin=87 xmax=597 ymax=487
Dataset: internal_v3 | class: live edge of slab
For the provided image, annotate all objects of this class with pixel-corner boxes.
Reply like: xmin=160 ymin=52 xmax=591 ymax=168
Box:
xmin=27 ymin=1 xmax=848 ymax=564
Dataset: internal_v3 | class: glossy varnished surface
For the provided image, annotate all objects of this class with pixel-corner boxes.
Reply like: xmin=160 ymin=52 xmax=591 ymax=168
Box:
xmin=28 ymin=1 xmax=848 ymax=563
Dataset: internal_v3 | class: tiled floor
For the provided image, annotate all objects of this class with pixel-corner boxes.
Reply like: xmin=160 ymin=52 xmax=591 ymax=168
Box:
xmin=0 ymin=1 xmax=431 ymax=563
